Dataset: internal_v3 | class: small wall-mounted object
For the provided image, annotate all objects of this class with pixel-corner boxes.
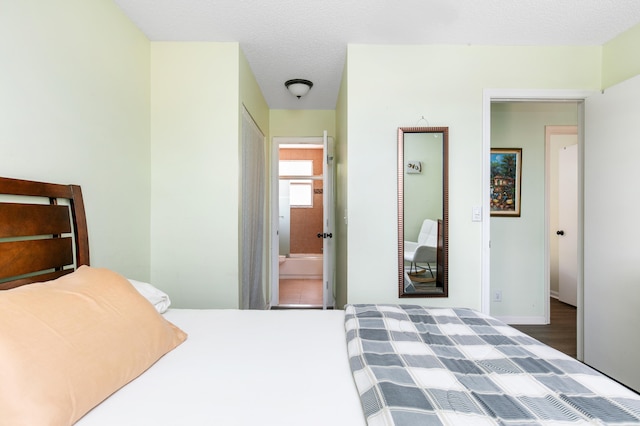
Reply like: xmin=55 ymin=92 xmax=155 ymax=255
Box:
xmin=405 ymin=160 xmax=422 ymax=174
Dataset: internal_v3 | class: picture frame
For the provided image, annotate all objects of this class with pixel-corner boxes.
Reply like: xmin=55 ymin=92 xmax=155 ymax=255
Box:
xmin=490 ymin=148 xmax=522 ymax=217
xmin=405 ymin=160 xmax=422 ymax=174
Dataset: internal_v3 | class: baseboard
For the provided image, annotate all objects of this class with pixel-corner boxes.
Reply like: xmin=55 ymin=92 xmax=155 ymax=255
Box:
xmin=550 ymin=290 xmax=559 ymax=299
xmin=495 ymin=315 xmax=547 ymax=325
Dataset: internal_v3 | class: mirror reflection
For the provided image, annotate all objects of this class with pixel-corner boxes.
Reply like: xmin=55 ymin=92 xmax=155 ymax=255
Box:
xmin=398 ymin=127 xmax=448 ymax=297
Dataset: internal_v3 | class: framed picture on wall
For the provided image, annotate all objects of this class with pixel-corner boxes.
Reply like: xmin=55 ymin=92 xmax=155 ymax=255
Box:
xmin=490 ymin=148 xmax=522 ymax=217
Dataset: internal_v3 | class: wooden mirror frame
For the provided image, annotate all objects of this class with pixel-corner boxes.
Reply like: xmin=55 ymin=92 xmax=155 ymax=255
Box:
xmin=398 ymin=127 xmax=449 ymax=297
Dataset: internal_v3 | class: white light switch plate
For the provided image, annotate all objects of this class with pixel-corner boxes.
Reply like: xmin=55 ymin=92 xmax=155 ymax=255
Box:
xmin=472 ymin=206 xmax=482 ymax=222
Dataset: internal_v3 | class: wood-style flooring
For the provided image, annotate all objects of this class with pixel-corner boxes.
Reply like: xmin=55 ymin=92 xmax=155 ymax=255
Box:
xmin=274 ymin=288 xmax=577 ymax=358
xmin=512 ymin=297 xmax=577 ymax=358
xmin=276 ymin=278 xmax=322 ymax=308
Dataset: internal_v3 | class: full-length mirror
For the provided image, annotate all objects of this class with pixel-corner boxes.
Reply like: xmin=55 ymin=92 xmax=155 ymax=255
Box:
xmin=398 ymin=127 xmax=448 ymax=297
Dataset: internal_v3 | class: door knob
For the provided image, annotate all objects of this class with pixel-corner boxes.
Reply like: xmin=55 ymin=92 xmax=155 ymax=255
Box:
xmin=556 ymin=230 xmax=565 ymax=236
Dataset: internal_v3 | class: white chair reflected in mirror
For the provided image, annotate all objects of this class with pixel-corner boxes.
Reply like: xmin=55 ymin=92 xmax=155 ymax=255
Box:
xmin=404 ymin=219 xmax=438 ymax=279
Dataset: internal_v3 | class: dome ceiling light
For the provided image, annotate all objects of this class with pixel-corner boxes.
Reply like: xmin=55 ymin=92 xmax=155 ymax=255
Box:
xmin=284 ymin=79 xmax=313 ymax=99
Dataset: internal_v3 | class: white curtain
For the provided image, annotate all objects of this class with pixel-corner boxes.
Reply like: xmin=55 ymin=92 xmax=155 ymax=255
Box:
xmin=241 ymin=107 xmax=266 ymax=309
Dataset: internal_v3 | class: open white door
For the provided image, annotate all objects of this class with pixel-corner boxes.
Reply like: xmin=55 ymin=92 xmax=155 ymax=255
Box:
xmin=557 ymin=144 xmax=578 ymax=307
xmin=584 ymin=74 xmax=640 ymax=392
xmin=322 ymin=130 xmax=335 ymax=309
xmin=270 ymin=144 xmax=280 ymax=308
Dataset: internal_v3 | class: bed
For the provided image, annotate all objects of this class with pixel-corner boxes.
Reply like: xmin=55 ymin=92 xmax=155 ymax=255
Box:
xmin=1 ymin=176 xmax=640 ymax=426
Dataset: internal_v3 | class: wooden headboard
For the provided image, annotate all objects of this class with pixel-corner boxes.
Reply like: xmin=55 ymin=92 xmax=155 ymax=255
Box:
xmin=0 ymin=177 xmax=90 ymax=290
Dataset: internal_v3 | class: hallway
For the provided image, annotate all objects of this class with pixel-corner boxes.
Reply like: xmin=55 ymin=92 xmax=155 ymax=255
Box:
xmin=277 ymin=279 xmax=322 ymax=308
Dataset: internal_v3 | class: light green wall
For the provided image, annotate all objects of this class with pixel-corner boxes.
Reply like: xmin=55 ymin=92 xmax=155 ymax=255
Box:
xmin=5 ymin=4 xmax=638 ymax=314
xmin=0 ymin=0 xmax=151 ymax=279
xmin=150 ymin=42 xmax=241 ymax=308
xmin=345 ymin=44 xmax=600 ymax=310
xmin=490 ymin=103 xmax=578 ymax=320
xmin=240 ymin=53 xmax=270 ymax=134
xmin=603 ymin=23 xmax=640 ymax=89
xmin=269 ymin=110 xmax=335 ymax=139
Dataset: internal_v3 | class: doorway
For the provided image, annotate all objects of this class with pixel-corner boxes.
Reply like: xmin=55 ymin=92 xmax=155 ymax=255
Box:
xmin=489 ymin=101 xmax=579 ymax=324
xmin=278 ymin=142 xmax=323 ymax=307
xmin=271 ymin=135 xmax=335 ymax=309
xmin=482 ymin=89 xmax=593 ymax=360
xmin=546 ymin=126 xmax=578 ymax=307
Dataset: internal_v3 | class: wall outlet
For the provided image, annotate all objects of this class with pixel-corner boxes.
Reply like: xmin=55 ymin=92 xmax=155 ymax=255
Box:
xmin=494 ymin=290 xmax=502 ymax=302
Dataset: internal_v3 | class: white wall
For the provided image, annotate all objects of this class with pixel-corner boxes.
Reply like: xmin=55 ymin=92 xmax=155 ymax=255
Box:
xmin=0 ymin=0 xmax=151 ymax=279
xmin=150 ymin=42 xmax=241 ymax=308
xmin=345 ymin=44 xmax=601 ymax=310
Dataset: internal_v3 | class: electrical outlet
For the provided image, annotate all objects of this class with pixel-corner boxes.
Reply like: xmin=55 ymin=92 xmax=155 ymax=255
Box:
xmin=494 ymin=290 xmax=502 ymax=302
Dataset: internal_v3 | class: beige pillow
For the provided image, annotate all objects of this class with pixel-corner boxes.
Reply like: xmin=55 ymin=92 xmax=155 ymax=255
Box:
xmin=0 ymin=266 xmax=187 ymax=426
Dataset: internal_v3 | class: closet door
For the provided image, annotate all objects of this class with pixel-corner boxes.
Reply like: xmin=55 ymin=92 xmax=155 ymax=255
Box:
xmin=584 ymin=74 xmax=640 ymax=392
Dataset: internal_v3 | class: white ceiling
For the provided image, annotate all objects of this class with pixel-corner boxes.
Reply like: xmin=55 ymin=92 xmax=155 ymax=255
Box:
xmin=113 ymin=0 xmax=640 ymax=110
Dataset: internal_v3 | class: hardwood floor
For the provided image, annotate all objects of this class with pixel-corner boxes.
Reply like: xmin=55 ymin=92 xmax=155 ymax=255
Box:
xmin=512 ymin=298 xmax=577 ymax=358
xmin=276 ymin=278 xmax=323 ymax=308
xmin=273 ymin=289 xmax=578 ymax=357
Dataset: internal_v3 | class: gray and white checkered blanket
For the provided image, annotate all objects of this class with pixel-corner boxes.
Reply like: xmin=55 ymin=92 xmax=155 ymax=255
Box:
xmin=345 ymin=304 xmax=640 ymax=425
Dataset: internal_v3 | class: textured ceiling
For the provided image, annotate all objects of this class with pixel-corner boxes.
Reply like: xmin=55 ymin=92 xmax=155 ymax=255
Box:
xmin=113 ymin=0 xmax=640 ymax=110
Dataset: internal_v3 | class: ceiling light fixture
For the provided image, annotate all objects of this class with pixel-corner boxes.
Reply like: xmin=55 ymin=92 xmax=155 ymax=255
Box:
xmin=285 ymin=79 xmax=313 ymax=99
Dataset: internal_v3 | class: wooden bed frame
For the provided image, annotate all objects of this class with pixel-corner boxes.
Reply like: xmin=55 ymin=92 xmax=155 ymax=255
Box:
xmin=0 ymin=177 xmax=90 ymax=290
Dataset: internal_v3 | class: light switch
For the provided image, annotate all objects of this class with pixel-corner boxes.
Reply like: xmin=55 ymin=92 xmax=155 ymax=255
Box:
xmin=472 ymin=206 xmax=482 ymax=222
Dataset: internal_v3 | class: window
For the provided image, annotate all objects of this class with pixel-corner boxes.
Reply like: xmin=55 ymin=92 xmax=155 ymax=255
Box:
xmin=280 ymin=160 xmax=314 ymax=208
xmin=289 ymin=180 xmax=313 ymax=207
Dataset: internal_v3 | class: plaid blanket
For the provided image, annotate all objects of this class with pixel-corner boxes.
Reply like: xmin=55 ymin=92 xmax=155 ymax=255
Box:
xmin=345 ymin=304 xmax=640 ymax=425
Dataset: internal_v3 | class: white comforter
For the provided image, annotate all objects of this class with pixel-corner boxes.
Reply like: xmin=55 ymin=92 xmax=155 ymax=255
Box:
xmin=77 ymin=309 xmax=365 ymax=426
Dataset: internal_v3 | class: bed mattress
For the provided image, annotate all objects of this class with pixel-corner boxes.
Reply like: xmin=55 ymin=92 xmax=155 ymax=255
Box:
xmin=77 ymin=309 xmax=366 ymax=426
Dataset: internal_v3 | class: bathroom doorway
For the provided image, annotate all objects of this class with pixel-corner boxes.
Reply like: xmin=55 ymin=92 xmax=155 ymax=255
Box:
xmin=271 ymin=133 xmax=334 ymax=309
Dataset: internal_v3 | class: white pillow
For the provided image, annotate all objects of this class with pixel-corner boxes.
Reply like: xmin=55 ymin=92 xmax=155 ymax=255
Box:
xmin=128 ymin=279 xmax=171 ymax=313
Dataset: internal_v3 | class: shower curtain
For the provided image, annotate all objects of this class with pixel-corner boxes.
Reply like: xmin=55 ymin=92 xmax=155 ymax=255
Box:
xmin=241 ymin=107 xmax=266 ymax=309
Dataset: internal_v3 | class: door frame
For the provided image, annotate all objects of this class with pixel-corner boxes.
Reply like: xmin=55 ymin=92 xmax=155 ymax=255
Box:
xmin=270 ymin=136 xmax=330 ymax=308
xmin=482 ymin=89 xmax=595 ymax=361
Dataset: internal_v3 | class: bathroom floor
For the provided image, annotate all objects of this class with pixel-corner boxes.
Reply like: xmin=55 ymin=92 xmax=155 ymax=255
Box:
xmin=278 ymin=279 xmax=322 ymax=307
